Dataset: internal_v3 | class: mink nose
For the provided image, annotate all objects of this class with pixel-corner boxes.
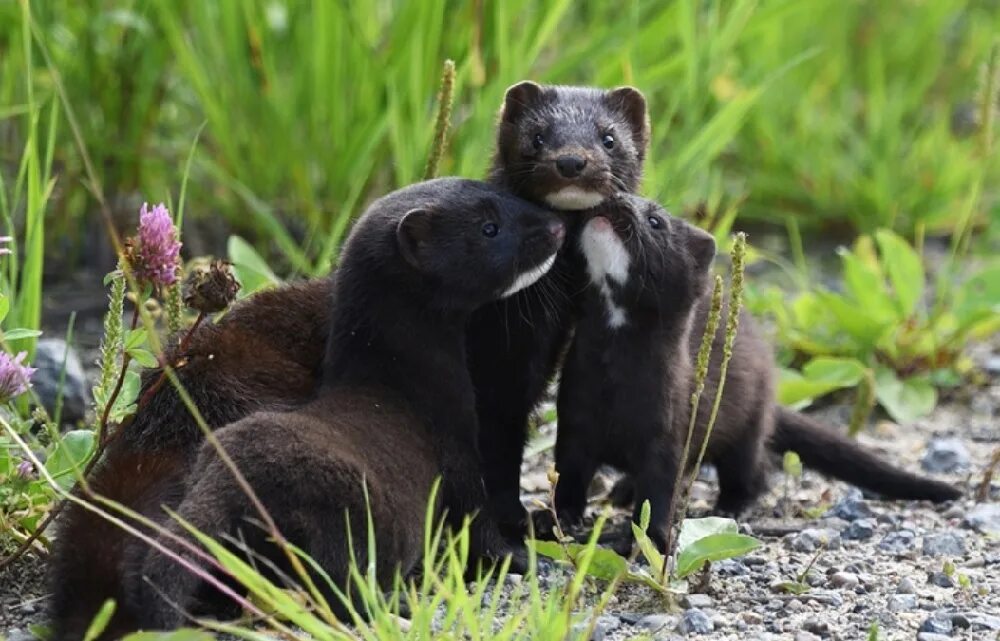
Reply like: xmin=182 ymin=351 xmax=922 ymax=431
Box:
xmin=548 ymin=220 xmax=566 ymax=243
xmin=555 ymin=155 xmax=587 ymax=178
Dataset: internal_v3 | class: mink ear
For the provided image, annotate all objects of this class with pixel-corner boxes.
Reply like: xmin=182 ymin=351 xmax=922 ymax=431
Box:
xmin=606 ymin=86 xmax=650 ymax=155
xmin=500 ymin=81 xmax=545 ymax=124
xmin=686 ymin=224 xmax=717 ymax=276
xmin=397 ymin=209 xmax=434 ymax=270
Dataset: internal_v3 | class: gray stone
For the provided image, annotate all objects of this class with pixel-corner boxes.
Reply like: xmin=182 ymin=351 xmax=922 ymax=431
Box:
xmin=916 ymin=634 xmax=952 ymax=641
xmin=681 ymin=594 xmax=713 ymax=609
xmin=967 ymin=613 xmax=1000 ymax=631
xmin=921 ymin=437 xmax=971 ymax=473
xmin=878 ymin=529 xmax=917 ymax=555
xmin=828 ymin=571 xmax=859 ymax=589
xmin=842 ymin=518 xmax=877 ymax=540
xmin=6 ymin=630 xmax=33 ymax=641
xmin=950 ymin=613 xmax=971 ymax=629
xmin=919 ymin=613 xmax=954 ymax=635
xmin=922 ymin=533 xmax=966 ymax=557
xmin=963 ymin=503 xmax=1000 ymax=535
xmin=587 ymin=615 xmax=620 ymax=641
xmin=793 ymin=632 xmax=821 ymax=641
xmin=826 ymin=488 xmax=875 ymax=521
xmin=635 ymin=614 xmax=676 ymax=633
xmin=788 ymin=528 xmax=841 ymax=553
xmin=714 ymin=559 xmax=749 ymax=576
xmin=897 ymin=577 xmax=918 ymax=594
xmin=887 ymin=594 xmax=918 ymax=611
xmin=32 ymin=337 xmax=91 ymax=424
xmin=678 ymin=609 xmax=713 ymax=635
xmin=928 ymin=572 xmax=955 ymax=588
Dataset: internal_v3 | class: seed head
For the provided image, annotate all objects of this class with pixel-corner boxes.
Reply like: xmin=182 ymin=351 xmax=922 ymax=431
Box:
xmin=127 ymin=203 xmax=182 ymax=288
xmin=183 ymin=259 xmax=241 ymax=313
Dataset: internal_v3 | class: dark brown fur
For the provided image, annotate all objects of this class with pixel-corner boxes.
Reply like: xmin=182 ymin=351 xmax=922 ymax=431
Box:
xmin=543 ymin=195 xmax=961 ymax=553
xmin=472 ymin=82 xmax=650 ymax=534
xmin=134 ymin=178 xmax=563 ymax=630
xmin=49 ymin=82 xmax=649 ymax=634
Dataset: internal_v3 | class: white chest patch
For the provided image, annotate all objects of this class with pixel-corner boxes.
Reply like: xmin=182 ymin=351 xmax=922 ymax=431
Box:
xmin=544 ymin=187 xmax=605 ymax=211
xmin=580 ymin=220 xmax=631 ymax=328
xmin=501 ymin=253 xmax=557 ymax=298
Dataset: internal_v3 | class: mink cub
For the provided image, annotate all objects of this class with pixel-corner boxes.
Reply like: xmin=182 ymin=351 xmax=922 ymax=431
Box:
xmin=471 ymin=81 xmax=650 ymax=535
xmin=542 ymin=196 xmax=961 ymax=553
xmin=135 ymin=178 xmax=565 ymax=630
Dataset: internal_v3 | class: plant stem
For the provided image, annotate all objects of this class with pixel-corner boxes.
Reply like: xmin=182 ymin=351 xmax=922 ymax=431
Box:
xmin=662 ymin=274 xmax=724 ymax=580
xmin=978 ymin=445 xmax=1000 ymax=502
xmin=423 ymin=59 xmax=456 ymax=180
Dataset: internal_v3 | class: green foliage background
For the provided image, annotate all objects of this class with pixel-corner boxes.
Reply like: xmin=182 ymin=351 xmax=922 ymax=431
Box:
xmin=1 ymin=0 xmax=997 ymax=276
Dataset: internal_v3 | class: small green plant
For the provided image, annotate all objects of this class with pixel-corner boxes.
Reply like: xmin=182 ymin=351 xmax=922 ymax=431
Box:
xmin=751 ymin=229 xmax=1000 ymax=424
xmin=782 ymin=450 xmax=802 ymax=515
xmin=773 ymin=541 xmax=827 ymax=595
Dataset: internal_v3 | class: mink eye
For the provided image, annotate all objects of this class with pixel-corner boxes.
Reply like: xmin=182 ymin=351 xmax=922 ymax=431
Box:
xmin=532 ymin=133 xmax=545 ymax=150
xmin=601 ymin=133 xmax=615 ymax=149
xmin=482 ymin=222 xmax=499 ymax=238
xmin=647 ymin=215 xmax=662 ymax=229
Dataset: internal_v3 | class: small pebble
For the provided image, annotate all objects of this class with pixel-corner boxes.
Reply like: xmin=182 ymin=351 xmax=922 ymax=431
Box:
xmin=897 ymin=577 xmax=918 ymax=594
xmin=842 ymin=518 xmax=877 ymax=541
xmin=922 ymin=532 xmax=966 ymax=557
xmin=928 ymin=571 xmax=955 ymax=588
xmin=635 ymin=613 xmax=675 ymax=633
xmin=919 ymin=613 xmax=954 ymax=635
xmin=828 ymin=571 xmax=859 ymax=589
xmin=678 ymin=608 xmax=713 ymax=635
xmin=968 ymin=612 xmax=1000 ymax=630
xmin=588 ymin=615 xmax=620 ymax=641
xmin=878 ymin=529 xmax=917 ymax=555
xmin=921 ymin=437 xmax=971 ymax=473
xmin=742 ymin=612 xmax=764 ymax=624
xmin=887 ymin=594 xmax=918 ymax=611
xmin=826 ymin=488 xmax=875 ymax=521
xmin=789 ymin=528 xmax=840 ymax=553
xmin=794 ymin=632 xmax=821 ymax=641
xmin=964 ymin=503 xmax=1000 ymax=535
xmin=681 ymin=594 xmax=713 ymax=609
xmin=917 ymin=634 xmax=953 ymax=641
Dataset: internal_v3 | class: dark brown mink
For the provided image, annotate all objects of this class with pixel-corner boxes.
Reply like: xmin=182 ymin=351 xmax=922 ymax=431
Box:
xmin=133 ymin=177 xmax=565 ymax=631
xmin=48 ymin=81 xmax=651 ymax=636
xmin=48 ymin=278 xmax=334 ymax=641
xmin=541 ymin=195 xmax=961 ymax=553
xmin=471 ymin=81 xmax=651 ymax=535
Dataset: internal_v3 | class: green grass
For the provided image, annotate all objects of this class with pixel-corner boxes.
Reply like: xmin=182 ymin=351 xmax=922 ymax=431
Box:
xmin=1 ymin=0 xmax=997 ymax=275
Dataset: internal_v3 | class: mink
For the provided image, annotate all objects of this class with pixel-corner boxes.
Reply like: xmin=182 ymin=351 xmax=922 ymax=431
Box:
xmin=58 ymin=179 xmax=566 ymax=638
xmin=48 ymin=81 xmax=650 ymax=634
xmin=542 ymin=195 xmax=961 ymax=554
xmin=470 ymin=81 xmax=651 ymax=534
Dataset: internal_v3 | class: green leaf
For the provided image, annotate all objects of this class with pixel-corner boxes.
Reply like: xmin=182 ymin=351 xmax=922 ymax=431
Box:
xmin=83 ymin=599 xmax=117 ymax=641
xmin=0 ymin=294 xmax=9 ymax=324
xmin=124 ymin=328 xmax=148 ymax=350
xmin=127 ymin=348 xmax=158 ymax=368
xmin=783 ymin=451 xmax=802 ymax=478
xmin=676 ymin=516 xmax=739 ymax=552
xmin=583 ymin=545 xmax=629 ymax=580
xmin=122 ymin=630 xmax=216 ymax=641
xmin=529 ymin=540 xmax=570 ymax=564
xmin=874 ymin=229 xmax=924 ymax=319
xmin=774 ymin=580 xmax=811 ymax=595
xmin=2 ymin=328 xmax=42 ymax=341
xmin=874 ymin=368 xmax=936 ymax=423
xmin=228 ymin=235 xmax=281 ymax=296
xmin=801 ymin=357 xmax=867 ymax=386
xmin=45 ymin=430 xmax=96 ymax=488
xmin=675 ymin=532 xmax=761 ymax=578
xmin=839 ymin=248 xmax=895 ymax=323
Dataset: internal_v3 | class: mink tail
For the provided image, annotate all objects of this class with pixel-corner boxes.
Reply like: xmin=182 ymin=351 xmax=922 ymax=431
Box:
xmin=770 ymin=407 xmax=962 ymax=502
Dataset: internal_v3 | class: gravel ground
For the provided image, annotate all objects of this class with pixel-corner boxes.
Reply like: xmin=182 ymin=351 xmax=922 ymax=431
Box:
xmin=3 ymin=263 xmax=998 ymax=640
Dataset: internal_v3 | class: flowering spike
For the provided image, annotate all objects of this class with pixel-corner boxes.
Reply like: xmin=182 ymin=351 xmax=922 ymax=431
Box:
xmin=0 ymin=350 xmax=36 ymax=404
xmin=128 ymin=203 xmax=182 ymax=289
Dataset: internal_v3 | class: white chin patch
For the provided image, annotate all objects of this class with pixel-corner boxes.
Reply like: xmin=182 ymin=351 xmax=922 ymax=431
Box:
xmin=502 ymin=253 xmax=557 ymax=298
xmin=580 ymin=220 xmax=631 ymax=329
xmin=544 ymin=187 xmax=605 ymax=211
xmin=580 ymin=221 xmax=630 ymax=286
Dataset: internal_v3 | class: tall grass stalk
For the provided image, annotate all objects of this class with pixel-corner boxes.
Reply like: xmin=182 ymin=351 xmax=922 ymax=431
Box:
xmin=685 ymin=233 xmax=747 ymax=500
xmin=662 ymin=274 xmax=723 ymax=573
xmin=423 ymin=60 xmax=456 ymax=180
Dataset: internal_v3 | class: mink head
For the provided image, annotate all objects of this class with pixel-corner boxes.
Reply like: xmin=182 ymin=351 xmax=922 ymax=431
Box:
xmin=342 ymin=178 xmax=565 ymax=312
xmin=491 ymin=82 xmax=650 ymax=211
xmin=578 ymin=195 xmax=715 ymax=327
